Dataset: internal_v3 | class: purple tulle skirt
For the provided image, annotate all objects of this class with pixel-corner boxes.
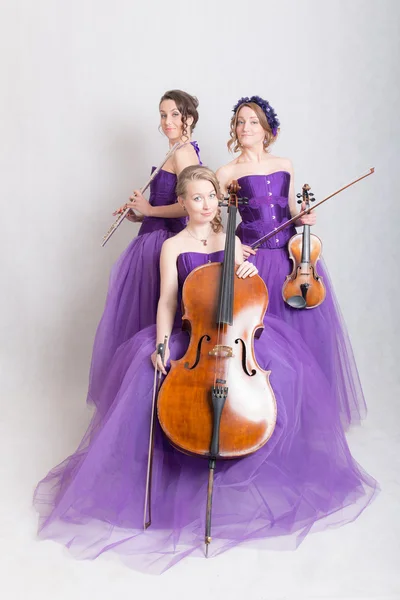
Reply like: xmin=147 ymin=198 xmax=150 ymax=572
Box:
xmin=87 ymin=229 xmax=172 ymax=413
xmin=34 ymin=316 xmax=378 ymax=574
xmin=250 ymin=248 xmax=367 ymax=429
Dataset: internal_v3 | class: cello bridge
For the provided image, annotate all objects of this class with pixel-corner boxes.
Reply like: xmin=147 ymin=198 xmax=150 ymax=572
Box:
xmin=208 ymin=345 xmax=234 ymax=358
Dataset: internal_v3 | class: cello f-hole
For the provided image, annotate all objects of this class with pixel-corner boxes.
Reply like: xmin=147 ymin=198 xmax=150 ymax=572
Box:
xmin=235 ymin=338 xmax=257 ymax=376
xmin=184 ymin=334 xmax=211 ymax=370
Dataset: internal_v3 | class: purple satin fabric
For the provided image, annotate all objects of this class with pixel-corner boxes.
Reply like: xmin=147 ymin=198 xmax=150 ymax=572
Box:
xmin=237 ymin=171 xmax=295 ymax=249
xmin=236 ymin=171 xmax=367 ymax=428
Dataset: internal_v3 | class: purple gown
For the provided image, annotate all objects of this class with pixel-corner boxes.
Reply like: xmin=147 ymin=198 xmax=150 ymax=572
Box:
xmin=236 ymin=172 xmax=366 ymax=428
xmin=87 ymin=142 xmax=201 ymax=412
xmin=34 ymin=251 xmax=377 ymax=574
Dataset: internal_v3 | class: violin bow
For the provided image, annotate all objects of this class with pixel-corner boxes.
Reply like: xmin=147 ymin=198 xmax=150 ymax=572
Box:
xmin=250 ymin=167 xmax=375 ymax=250
xmin=101 ymin=142 xmax=183 ymax=247
xmin=143 ymin=336 xmax=168 ymax=530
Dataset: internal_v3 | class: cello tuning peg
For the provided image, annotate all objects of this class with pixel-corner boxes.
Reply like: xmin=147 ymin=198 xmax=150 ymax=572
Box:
xmin=296 ymin=193 xmax=302 ymax=198
xmin=309 ymin=192 xmax=314 ymax=197
xmin=297 ymin=199 xmax=302 ymax=204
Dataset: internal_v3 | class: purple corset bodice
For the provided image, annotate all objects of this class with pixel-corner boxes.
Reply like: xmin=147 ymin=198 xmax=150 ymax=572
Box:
xmin=138 ymin=169 xmax=182 ymax=235
xmin=236 ymin=171 xmax=296 ymax=249
xmin=138 ymin=141 xmax=201 ymax=236
xmin=177 ymin=250 xmax=224 ymax=288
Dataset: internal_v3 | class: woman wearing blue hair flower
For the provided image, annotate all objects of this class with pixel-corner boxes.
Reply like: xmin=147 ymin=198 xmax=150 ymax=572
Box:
xmin=216 ymin=96 xmax=365 ymax=429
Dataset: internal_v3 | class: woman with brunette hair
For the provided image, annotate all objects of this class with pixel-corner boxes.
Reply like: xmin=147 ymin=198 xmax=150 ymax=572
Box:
xmin=216 ymin=96 xmax=366 ymax=428
xmin=34 ymin=165 xmax=377 ymax=574
xmin=88 ymin=89 xmax=201 ymax=412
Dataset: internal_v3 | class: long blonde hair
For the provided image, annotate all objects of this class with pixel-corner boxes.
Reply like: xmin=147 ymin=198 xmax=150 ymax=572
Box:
xmin=176 ymin=165 xmax=223 ymax=233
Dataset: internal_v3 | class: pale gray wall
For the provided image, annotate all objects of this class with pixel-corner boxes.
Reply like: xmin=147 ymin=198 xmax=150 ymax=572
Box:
xmin=1 ymin=0 xmax=399 ymax=443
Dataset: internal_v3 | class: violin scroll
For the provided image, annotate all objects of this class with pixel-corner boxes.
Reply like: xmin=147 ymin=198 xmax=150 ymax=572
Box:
xmin=296 ymin=183 xmax=315 ymax=206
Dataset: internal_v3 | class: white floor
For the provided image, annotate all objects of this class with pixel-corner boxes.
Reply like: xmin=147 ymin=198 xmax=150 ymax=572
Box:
xmin=2 ymin=384 xmax=399 ymax=600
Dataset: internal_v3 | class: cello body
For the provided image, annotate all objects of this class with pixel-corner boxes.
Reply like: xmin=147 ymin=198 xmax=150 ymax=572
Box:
xmin=157 ymin=262 xmax=277 ymax=459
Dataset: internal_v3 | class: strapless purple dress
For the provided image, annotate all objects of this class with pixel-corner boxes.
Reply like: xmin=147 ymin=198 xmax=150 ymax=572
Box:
xmin=33 ymin=251 xmax=377 ymax=574
xmin=236 ymin=172 xmax=366 ymax=428
xmin=87 ymin=142 xmax=201 ymax=411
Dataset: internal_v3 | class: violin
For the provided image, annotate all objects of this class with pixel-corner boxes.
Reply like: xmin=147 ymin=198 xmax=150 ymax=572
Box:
xmin=282 ymin=183 xmax=326 ymax=309
xmin=156 ymin=182 xmax=277 ymax=555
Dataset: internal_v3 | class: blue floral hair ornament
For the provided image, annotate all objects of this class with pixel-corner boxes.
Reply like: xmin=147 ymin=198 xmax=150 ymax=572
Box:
xmin=233 ymin=95 xmax=280 ymax=136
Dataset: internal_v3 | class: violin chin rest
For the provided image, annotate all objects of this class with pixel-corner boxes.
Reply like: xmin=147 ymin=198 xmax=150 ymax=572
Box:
xmin=286 ymin=295 xmax=307 ymax=309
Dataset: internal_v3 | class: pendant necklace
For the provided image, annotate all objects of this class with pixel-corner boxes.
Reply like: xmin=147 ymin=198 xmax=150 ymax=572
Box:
xmin=186 ymin=226 xmax=212 ymax=246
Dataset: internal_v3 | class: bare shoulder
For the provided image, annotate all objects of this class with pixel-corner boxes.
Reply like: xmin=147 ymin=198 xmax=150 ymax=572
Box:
xmin=275 ymin=156 xmax=294 ymax=173
xmin=217 ymin=157 xmax=238 ymax=175
xmin=216 ymin=160 xmax=238 ymax=188
xmin=173 ymin=142 xmax=199 ymax=174
xmin=174 ymin=141 xmax=198 ymax=163
xmin=176 ymin=141 xmax=196 ymax=156
xmin=161 ymin=235 xmax=180 ymax=258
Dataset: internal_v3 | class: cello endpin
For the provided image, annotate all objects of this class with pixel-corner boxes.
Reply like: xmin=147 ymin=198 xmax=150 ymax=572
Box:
xmin=205 ymin=536 xmax=212 ymax=558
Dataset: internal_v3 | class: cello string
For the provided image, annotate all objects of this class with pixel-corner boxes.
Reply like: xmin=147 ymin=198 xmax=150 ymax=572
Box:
xmin=215 ymin=195 xmax=233 ymax=387
xmin=215 ymin=206 xmax=228 ymax=387
xmin=215 ymin=195 xmax=236 ymax=389
xmin=222 ymin=199 xmax=237 ymax=389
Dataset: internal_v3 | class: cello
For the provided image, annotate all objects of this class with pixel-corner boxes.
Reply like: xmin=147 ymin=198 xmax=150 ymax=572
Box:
xmin=156 ymin=182 xmax=277 ymax=555
xmin=282 ymin=183 xmax=326 ymax=309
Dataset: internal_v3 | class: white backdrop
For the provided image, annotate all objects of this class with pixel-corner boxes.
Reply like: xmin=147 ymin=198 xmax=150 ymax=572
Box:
xmin=1 ymin=1 xmax=400 ymax=599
